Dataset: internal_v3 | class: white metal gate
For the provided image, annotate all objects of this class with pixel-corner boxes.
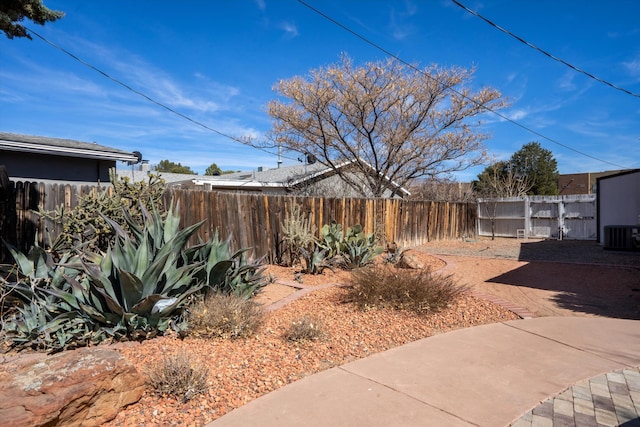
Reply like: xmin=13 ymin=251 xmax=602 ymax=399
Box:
xmin=477 ymin=195 xmax=596 ymax=240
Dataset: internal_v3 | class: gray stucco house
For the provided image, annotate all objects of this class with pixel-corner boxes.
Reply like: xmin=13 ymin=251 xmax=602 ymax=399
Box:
xmin=0 ymin=132 xmax=140 ymax=183
xmin=128 ymin=159 xmax=410 ymax=199
xmin=187 ymin=160 xmax=410 ymax=199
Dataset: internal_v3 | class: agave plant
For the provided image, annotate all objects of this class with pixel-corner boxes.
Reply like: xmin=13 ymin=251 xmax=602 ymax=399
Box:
xmin=0 ymin=242 xmax=95 ymax=352
xmin=0 ymin=198 xmax=266 ymax=351
xmin=183 ymin=231 xmax=266 ymax=298
xmin=62 ymin=200 xmax=218 ymax=338
xmin=1 ymin=199 xmax=268 ymax=352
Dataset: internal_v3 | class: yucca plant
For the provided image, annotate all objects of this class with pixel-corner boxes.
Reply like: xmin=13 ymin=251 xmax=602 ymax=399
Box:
xmin=281 ymin=204 xmax=316 ymax=269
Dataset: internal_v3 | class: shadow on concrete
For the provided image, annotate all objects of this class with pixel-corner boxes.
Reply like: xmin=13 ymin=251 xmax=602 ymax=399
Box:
xmin=517 ymin=239 xmax=639 ymax=267
xmin=487 ymin=256 xmax=640 ymax=319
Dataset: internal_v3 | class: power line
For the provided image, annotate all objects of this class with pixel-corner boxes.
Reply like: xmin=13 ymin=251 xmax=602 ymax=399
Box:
xmin=296 ymin=0 xmax=633 ymax=170
xmin=25 ymin=27 xmax=293 ymax=162
xmin=451 ymin=0 xmax=640 ymax=99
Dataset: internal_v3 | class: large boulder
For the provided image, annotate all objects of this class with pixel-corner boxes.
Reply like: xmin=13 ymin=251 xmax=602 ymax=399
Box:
xmin=0 ymin=347 xmax=145 ymax=427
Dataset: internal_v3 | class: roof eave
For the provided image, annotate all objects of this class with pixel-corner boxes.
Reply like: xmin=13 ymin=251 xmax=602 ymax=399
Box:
xmin=0 ymin=141 xmax=138 ymax=163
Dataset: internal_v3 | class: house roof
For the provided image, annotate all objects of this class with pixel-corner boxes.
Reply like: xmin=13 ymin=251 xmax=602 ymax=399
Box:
xmin=0 ymin=132 xmax=139 ymax=163
xmin=192 ymin=160 xmax=411 ymax=196
xmin=124 ymin=169 xmax=201 ymax=184
xmin=595 ymin=168 xmax=640 ymax=182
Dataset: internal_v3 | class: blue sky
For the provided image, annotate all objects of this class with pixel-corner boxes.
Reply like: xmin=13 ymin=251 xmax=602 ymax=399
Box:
xmin=1 ymin=0 xmax=639 ymax=182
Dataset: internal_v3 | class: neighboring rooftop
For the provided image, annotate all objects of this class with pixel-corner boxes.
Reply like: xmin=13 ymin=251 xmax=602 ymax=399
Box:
xmin=0 ymin=132 xmax=139 ymax=163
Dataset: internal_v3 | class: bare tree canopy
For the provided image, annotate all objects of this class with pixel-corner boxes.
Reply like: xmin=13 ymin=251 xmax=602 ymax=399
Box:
xmin=261 ymin=55 xmax=508 ymax=197
xmin=473 ymin=161 xmax=533 ymax=198
xmin=0 ymin=0 xmax=64 ymax=39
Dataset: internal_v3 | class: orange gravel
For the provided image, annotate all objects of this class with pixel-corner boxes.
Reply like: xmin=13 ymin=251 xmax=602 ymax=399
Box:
xmin=105 ymin=251 xmax=519 ymax=427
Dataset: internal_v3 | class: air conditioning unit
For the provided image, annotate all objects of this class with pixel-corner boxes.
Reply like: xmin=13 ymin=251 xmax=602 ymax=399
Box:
xmin=604 ymin=225 xmax=638 ymax=250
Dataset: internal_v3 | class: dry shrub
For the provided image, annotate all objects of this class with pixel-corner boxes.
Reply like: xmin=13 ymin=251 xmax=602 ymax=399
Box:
xmin=146 ymin=350 xmax=209 ymax=402
xmin=187 ymin=292 xmax=265 ymax=339
xmin=348 ymin=265 xmax=465 ymax=314
xmin=284 ymin=315 xmax=326 ymax=343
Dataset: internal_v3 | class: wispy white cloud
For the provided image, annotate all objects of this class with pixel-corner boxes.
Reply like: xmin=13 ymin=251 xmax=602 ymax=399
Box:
xmin=279 ymin=21 xmax=299 ymax=38
xmin=54 ymin=37 xmax=245 ymax=115
xmin=623 ymin=55 xmax=640 ymax=79
xmin=254 ymin=0 xmax=266 ymax=12
xmin=505 ymin=109 xmax=528 ymax=121
xmin=0 ymin=34 xmax=274 ymax=171
xmin=388 ymin=1 xmax=418 ymax=40
xmin=556 ymin=71 xmax=576 ymax=91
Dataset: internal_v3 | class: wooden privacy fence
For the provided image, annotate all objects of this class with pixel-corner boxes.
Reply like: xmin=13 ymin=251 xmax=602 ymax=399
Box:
xmin=0 ymin=181 xmax=114 ymax=262
xmin=1 ymin=181 xmax=476 ymax=263
xmin=166 ymin=190 xmax=476 ymax=262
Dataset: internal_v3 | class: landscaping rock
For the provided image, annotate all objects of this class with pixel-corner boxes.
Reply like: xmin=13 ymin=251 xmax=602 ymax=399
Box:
xmin=0 ymin=347 xmax=145 ymax=427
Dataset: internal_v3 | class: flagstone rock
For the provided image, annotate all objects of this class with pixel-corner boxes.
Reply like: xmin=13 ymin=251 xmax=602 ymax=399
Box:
xmin=0 ymin=347 xmax=145 ymax=427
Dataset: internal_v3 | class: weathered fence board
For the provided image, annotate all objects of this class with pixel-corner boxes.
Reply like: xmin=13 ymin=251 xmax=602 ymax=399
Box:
xmin=1 ymin=182 xmax=476 ymax=263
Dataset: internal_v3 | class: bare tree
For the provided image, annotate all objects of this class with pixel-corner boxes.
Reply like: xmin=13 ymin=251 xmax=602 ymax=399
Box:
xmin=260 ymin=54 xmax=508 ymax=198
xmin=474 ymin=161 xmax=532 ymax=239
xmin=408 ymin=177 xmax=475 ymax=202
xmin=475 ymin=161 xmax=532 ymax=198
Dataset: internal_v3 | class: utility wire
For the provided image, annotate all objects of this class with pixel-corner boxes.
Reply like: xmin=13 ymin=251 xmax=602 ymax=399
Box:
xmin=451 ymin=0 xmax=640 ymax=99
xmin=26 ymin=27 xmax=294 ymax=162
xmin=296 ymin=0 xmax=633 ymax=170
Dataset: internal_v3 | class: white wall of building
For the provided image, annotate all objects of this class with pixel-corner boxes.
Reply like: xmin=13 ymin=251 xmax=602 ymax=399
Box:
xmin=597 ymin=170 xmax=640 ymax=244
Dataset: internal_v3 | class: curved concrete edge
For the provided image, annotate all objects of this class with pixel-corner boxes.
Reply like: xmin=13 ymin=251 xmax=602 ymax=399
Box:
xmin=208 ymin=317 xmax=640 ymax=427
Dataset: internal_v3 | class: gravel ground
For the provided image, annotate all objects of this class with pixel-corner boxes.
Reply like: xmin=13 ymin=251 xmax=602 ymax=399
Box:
xmin=104 ymin=251 xmax=518 ymax=427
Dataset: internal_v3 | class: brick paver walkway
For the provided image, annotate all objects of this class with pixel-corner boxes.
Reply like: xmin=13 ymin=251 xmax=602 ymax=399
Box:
xmin=511 ymin=367 xmax=640 ymax=427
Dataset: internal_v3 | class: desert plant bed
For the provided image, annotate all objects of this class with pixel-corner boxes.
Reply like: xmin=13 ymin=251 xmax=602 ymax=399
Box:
xmin=103 ymin=250 xmax=519 ymax=427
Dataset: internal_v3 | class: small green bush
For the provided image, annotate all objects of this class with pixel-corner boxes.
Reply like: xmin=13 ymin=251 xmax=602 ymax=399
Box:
xmin=146 ymin=350 xmax=209 ymax=402
xmin=284 ymin=315 xmax=325 ymax=343
xmin=187 ymin=292 xmax=264 ymax=339
xmin=348 ymin=265 xmax=465 ymax=313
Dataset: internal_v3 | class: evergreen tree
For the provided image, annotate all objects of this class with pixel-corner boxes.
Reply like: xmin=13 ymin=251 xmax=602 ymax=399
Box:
xmin=1 ymin=0 xmax=64 ymax=39
xmin=204 ymin=163 xmax=222 ymax=176
xmin=474 ymin=142 xmax=558 ymax=196
xmin=510 ymin=142 xmax=558 ymax=195
xmin=155 ymin=160 xmax=195 ymax=174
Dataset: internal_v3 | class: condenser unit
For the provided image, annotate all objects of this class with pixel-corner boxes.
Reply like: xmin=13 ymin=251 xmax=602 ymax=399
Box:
xmin=604 ymin=225 xmax=638 ymax=250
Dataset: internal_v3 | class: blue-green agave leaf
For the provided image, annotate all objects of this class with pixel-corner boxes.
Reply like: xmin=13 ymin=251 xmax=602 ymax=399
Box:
xmin=117 ymin=269 xmax=144 ymax=311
